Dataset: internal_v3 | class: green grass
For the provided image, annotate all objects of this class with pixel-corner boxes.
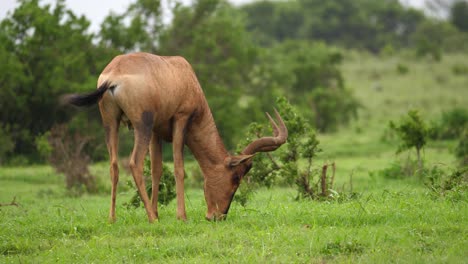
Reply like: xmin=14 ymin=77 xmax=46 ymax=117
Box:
xmin=0 ymin=165 xmax=466 ymax=263
xmin=1 ymin=53 xmax=467 ymax=263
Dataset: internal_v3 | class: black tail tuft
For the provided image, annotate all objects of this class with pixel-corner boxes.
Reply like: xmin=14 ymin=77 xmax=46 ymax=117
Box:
xmin=61 ymin=82 xmax=114 ymax=107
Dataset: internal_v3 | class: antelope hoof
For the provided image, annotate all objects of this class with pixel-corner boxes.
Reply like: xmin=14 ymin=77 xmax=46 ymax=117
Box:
xmin=177 ymin=214 xmax=187 ymax=221
xmin=108 ymin=216 xmax=116 ymax=224
xmin=147 ymin=213 xmax=158 ymax=223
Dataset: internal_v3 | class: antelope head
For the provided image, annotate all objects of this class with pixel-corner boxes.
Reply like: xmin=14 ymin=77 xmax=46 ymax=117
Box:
xmin=204 ymin=109 xmax=288 ymax=221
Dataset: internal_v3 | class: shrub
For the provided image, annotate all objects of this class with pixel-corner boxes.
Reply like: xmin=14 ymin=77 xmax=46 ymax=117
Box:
xmin=46 ymin=124 xmax=97 ymax=195
xmin=126 ymin=156 xmax=176 ymax=208
xmin=429 ymin=107 xmax=468 ymax=140
xmin=452 ymin=63 xmax=468 ymax=75
xmin=389 ymin=110 xmax=429 ymax=173
xmin=235 ymin=97 xmax=346 ymax=205
xmin=396 ymin=63 xmax=409 ymax=75
xmin=295 ymin=162 xmax=336 ymax=200
xmin=321 ymin=239 xmax=365 ymax=256
xmin=425 ymin=165 xmax=467 ymax=201
xmin=374 ymin=162 xmax=405 ymax=179
xmin=455 ymin=129 xmax=468 ymax=166
xmin=309 ymin=87 xmax=360 ymax=132
xmin=372 ymin=158 xmax=419 ymax=179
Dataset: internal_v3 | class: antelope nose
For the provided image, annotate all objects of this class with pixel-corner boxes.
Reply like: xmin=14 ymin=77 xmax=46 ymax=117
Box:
xmin=205 ymin=212 xmax=214 ymax=221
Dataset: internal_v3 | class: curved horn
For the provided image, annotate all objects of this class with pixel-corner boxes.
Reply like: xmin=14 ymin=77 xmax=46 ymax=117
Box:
xmin=242 ymin=109 xmax=288 ymax=155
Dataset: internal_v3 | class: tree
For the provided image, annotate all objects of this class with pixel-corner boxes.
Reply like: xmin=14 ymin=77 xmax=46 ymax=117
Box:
xmin=266 ymin=40 xmax=359 ymax=132
xmin=0 ymin=0 xmax=104 ymax=162
xmin=389 ymin=110 xmax=429 ymax=173
xmin=99 ymin=0 xmax=163 ymax=53
xmin=450 ymin=1 xmax=468 ymax=32
xmin=241 ymin=0 xmax=426 ymax=52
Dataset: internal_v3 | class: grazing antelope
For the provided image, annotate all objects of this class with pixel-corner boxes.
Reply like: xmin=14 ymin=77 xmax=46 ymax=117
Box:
xmin=64 ymin=52 xmax=287 ymax=222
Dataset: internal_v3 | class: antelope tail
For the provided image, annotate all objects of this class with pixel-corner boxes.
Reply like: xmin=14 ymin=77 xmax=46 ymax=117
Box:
xmin=62 ymin=82 xmax=114 ymax=107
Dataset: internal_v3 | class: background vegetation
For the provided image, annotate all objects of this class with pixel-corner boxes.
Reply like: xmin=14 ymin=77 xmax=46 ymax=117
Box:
xmin=0 ymin=0 xmax=467 ymax=262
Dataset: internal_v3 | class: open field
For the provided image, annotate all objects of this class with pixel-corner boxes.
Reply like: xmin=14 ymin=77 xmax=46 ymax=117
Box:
xmin=1 ymin=53 xmax=467 ymax=263
xmin=0 ymin=165 xmax=467 ymax=263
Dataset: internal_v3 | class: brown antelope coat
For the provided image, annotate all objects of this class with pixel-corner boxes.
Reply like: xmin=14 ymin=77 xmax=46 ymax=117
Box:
xmin=65 ymin=52 xmax=287 ymax=222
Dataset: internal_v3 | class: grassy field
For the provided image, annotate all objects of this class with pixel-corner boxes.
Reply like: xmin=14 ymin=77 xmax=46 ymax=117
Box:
xmin=1 ymin=53 xmax=467 ymax=263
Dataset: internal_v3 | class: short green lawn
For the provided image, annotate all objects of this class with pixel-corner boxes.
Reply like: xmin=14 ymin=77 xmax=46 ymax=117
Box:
xmin=0 ymin=164 xmax=466 ymax=263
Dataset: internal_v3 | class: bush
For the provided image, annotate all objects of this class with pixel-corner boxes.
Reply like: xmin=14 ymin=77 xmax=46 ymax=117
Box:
xmin=309 ymin=87 xmax=360 ymax=132
xmin=46 ymin=124 xmax=98 ymax=195
xmin=455 ymin=129 xmax=468 ymax=166
xmin=452 ymin=63 xmax=468 ymax=75
xmin=126 ymin=156 xmax=176 ymax=208
xmin=265 ymin=41 xmax=360 ymax=132
xmin=295 ymin=163 xmax=336 ymax=200
xmin=389 ymin=110 xmax=428 ymax=173
xmin=372 ymin=158 xmax=419 ymax=179
xmin=429 ymin=107 xmax=468 ymax=140
xmin=374 ymin=162 xmax=405 ymax=179
xmin=234 ymin=97 xmax=348 ymax=205
xmin=425 ymin=165 xmax=467 ymax=201
xmin=396 ymin=63 xmax=409 ymax=75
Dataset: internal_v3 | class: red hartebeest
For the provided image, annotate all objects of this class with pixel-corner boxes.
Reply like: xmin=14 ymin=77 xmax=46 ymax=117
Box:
xmin=64 ymin=52 xmax=287 ymax=222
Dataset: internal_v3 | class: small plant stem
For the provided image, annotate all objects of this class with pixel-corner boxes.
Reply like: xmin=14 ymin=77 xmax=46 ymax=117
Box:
xmin=416 ymin=147 xmax=422 ymax=173
xmin=320 ymin=164 xmax=328 ymax=197
xmin=306 ymin=156 xmax=313 ymax=179
xmin=0 ymin=197 xmax=19 ymax=207
xmin=330 ymin=162 xmax=336 ymax=189
xmin=266 ymin=152 xmax=281 ymax=170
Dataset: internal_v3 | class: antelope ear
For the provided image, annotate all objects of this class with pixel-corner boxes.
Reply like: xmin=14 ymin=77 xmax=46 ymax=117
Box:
xmin=225 ymin=154 xmax=255 ymax=167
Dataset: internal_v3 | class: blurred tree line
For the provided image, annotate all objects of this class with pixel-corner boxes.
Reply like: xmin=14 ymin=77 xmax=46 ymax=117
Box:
xmin=242 ymin=0 xmax=468 ymax=55
xmin=0 ymin=0 xmax=467 ymax=164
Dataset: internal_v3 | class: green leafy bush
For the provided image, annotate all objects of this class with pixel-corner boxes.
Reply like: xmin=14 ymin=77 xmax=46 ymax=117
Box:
xmin=389 ymin=110 xmax=429 ymax=173
xmin=321 ymin=239 xmax=365 ymax=256
xmin=372 ymin=159 xmax=419 ymax=179
xmin=234 ymin=97 xmax=347 ymax=205
xmin=309 ymin=87 xmax=360 ymax=132
xmin=455 ymin=129 xmax=468 ymax=166
xmin=425 ymin=165 xmax=467 ymax=201
xmin=268 ymin=41 xmax=359 ymax=132
xmin=127 ymin=156 xmax=176 ymax=208
xmin=452 ymin=63 xmax=468 ymax=75
xmin=429 ymin=107 xmax=468 ymax=140
xmin=396 ymin=63 xmax=409 ymax=75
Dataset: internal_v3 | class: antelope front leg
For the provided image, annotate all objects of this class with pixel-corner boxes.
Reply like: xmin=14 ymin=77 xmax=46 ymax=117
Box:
xmin=150 ymin=133 xmax=163 ymax=219
xmin=172 ymin=116 xmax=189 ymax=221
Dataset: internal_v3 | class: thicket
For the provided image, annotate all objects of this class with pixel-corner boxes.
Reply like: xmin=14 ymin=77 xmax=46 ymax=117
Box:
xmin=377 ymin=108 xmax=467 ymax=193
xmin=429 ymin=107 xmax=468 ymax=140
xmin=425 ymin=165 xmax=467 ymax=201
xmin=40 ymin=124 xmax=100 ymax=195
xmin=234 ymin=97 xmax=349 ymax=206
xmin=126 ymin=156 xmax=176 ymax=209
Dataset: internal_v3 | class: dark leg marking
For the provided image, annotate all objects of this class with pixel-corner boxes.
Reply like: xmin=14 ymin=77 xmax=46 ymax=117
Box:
xmin=138 ymin=111 xmax=154 ymax=143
